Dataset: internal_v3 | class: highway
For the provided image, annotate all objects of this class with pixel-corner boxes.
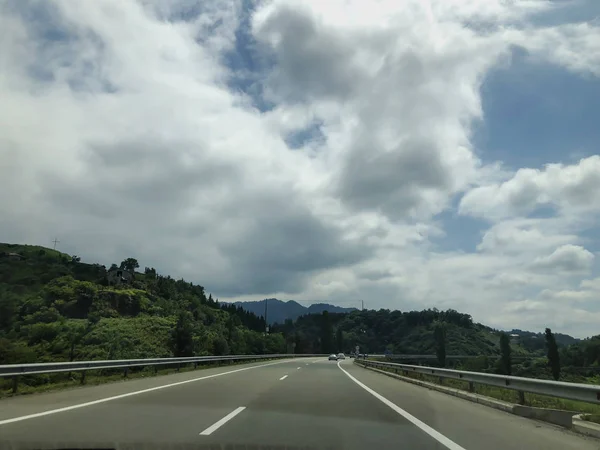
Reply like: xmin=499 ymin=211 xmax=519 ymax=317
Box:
xmin=0 ymin=358 xmax=597 ymax=450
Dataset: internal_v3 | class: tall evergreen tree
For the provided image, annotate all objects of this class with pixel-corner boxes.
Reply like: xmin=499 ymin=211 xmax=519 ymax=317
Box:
xmin=545 ymin=328 xmax=561 ymax=381
xmin=433 ymin=321 xmax=447 ymax=367
xmin=336 ymin=327 xmax=344 ymax=353
xmin=172 ymin=312 xmax=194 ymax=357
xmin=499 ymin=332 xmax=512 ymax=375
xmin=321 ymin=311 xmax=334 ymax=353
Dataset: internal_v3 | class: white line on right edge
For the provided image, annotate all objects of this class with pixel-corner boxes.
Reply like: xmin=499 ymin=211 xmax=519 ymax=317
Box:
xmin=199 ymin=406 xmax=246 ymax=436
xmin=0 ymin=359 xmax=292 ymax=427
xmin=336 ymin=362 xmax=466 ymax=450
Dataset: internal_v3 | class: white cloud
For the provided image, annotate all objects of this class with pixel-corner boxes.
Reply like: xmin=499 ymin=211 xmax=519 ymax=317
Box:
xmin=477 ymin=218 xmax=580 ymax=255
xmin=531 ymin=244 xmax=594 ymax=274
xmin=1 ymin=0 xmax=599 ymax=337
xmin=459 ymin=156 xmax=600 ymax=220
xmin=506 ymin=22 xmax=600 ymax=77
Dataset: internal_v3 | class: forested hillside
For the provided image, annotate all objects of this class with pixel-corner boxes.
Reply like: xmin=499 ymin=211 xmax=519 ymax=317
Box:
xmin=0 ymin=243 xmax=284 ymax=365
xmin=271 ymin=308 xmax=504 ymax=356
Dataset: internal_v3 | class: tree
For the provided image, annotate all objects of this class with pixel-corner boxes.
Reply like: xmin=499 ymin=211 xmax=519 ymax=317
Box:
xmin=0 ymin=294 xmax=18 ymax=332
xmin=321 ymin=311 xmax=334 ymax=354
xmin=109 ymin=263 xmax=118 ymax=271
xmin=213 ymin=337 xmax=230 ymax=356
xmin=120 ymin=258 xmax=139 ymax=272
xmin=64 ymin=322 xmax=87 ymax=362
xmin=171 ymin=312 xmax=194 ymax=357
xmin=499 ymin=332 xmax=512 ymax=375
xmin=433 ymin=321 xmax=447 ymax=367
xmin=545 ymin=328 xmax=561 ymax=381
xmin=71 ymin=255 xmax=81 ymax=263
xmin=336 ymin=327 xmax=344 ymax=352
xmin=144 ymin=267 xmax=157 ymax=279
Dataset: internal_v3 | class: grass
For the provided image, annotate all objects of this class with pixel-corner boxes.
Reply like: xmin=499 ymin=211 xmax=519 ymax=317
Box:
xmin=581 ymin=414 xmax=600 ymax=424
xmin=0 ymin=358 xmax=277 ymax=399
xmin=368 ymin=363 xmax=600 ymax=416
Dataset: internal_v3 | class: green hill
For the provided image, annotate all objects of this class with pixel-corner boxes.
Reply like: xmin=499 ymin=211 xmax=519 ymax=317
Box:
xmin=0 ymin=243 xmax=284 ymax=367
xmin=271 ymin=308 xmax=509 ymax=356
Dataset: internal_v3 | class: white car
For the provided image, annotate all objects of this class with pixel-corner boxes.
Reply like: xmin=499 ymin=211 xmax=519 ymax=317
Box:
xmin=328 ymin=354 xmax=338 ymax=361
xmin=337 ymin=353 xmax=346 ymax=360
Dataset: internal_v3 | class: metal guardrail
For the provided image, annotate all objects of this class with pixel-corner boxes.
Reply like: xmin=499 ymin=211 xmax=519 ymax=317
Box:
xmin=0 ymin=354 xmax=325 ymax=393
xmin=0 ymin=354 xmax=323 ymax=377
xmin=378 ymin=354 xmax=531 ymax=361
xmin=355 ymin=359 xmax=600 ymax=405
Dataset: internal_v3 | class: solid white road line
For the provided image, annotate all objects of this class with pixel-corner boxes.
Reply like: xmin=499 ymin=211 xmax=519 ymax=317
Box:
xmin=0 ymin=360 xmax=292 ymax=427
xmin=279 ymin=375 xmax=288 ymax=380
xmin=199 ymin=406 xmax=246 ymax=436
xmin=297 ymin=367 xmax=301 ymax=369
xmin=337 ymin=362 xmax=466 ymax=450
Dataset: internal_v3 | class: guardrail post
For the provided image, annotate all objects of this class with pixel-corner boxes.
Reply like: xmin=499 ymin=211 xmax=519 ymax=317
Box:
xmin=176 ymin=363 xmax=180 ymax=372
xmin=518 ymin=391 xmax=525 ymax=405
xmin=12 ymin=376 xmax=18 ymax=394
xmin=123 ymin=368 xmax=128 ymax=378
xmin=154 ymin=365 xmax=158 ymax=375
xmin=80 ymin=371 xmax=86 ymax=385
xmin=438 ymin=376 xmax=443 ymax=385
xmin=468 ymin=381 xmax=474 ymax=392
xmin=193 ymin=362 xmax=198 ymax=369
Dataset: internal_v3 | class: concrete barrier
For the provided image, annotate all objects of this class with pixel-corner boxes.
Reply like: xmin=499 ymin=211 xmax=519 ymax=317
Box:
xmin=573 ymin=414 xmax=600 ymax=439
xmin=513 ymin=405 xmax=580 ymax=428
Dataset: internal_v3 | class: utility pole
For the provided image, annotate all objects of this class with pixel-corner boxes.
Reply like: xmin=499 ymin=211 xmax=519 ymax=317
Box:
xmin=52 ymin=238 xmax=60 ymax=250
xmin=361 ymin=300 xmax=364 ymax=311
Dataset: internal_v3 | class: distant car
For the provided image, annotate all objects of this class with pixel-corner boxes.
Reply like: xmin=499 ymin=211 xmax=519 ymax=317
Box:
xmin=328 ymin=354 xmax=338 ymax=361
xmin=337 ymin=353 xmax=346 ymax=360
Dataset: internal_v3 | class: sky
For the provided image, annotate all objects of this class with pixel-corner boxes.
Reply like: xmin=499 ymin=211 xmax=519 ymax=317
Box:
xmin=1 ymin=0 xmax=600 ymax=338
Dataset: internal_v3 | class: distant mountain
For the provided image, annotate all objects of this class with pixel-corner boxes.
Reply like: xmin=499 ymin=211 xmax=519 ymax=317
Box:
xmin=508 ymin=329 xmax=580 ymax=351
xmin=226 ymin=298 xmax=357 ymax=325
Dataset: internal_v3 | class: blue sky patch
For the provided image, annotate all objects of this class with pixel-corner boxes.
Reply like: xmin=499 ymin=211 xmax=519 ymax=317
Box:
xmin=284 ymin=122 xmax=325 ymax=149
xmin=222 ymin=0 xmax=276 ymax=112
xmin=432 ymin=199 xmax=489 ymax=253
xmin=528 ymin=0 xmax=600 ymax=27
xmin=474 ymin=45 xmax=600 ymax=170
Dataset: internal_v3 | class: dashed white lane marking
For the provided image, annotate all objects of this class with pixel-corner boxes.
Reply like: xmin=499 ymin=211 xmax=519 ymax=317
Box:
xmin=279 ymin=375 xmax=288 ymax=380
xmin=199 ymin=406 xmax=246 ymax=436
xmin=337 ymin=362 xmax=466 ymax=450
xmin=297 ymin=367 xmax=301 ymax=370
xmin=0 ymin=359 xmax=293 ymax=426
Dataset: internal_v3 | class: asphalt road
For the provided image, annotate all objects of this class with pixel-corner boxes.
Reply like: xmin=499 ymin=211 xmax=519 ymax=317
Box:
xmin=0 ymin=358 xmax=598 ymax=450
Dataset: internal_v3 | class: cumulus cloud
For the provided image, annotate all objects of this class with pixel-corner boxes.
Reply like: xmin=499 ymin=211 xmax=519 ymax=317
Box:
xmin=1 ymin=0 xmax=599 ymax=336
xmin=459 ymin=156 xmax=600 ymax=220
xmin=477 ymin=218 xmax=580 ymax=254
xmin=253 ymin=0 xmax=506 ymax=220
xmin=506 ymin=22 xmax=600 ymax=77
xmin=530 ymin=244 xmax=594 ymax=274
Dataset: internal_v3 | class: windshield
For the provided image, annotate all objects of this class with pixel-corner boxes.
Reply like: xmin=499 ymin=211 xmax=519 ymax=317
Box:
xmin=1 ymin=1 xmax=600 ymax=449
